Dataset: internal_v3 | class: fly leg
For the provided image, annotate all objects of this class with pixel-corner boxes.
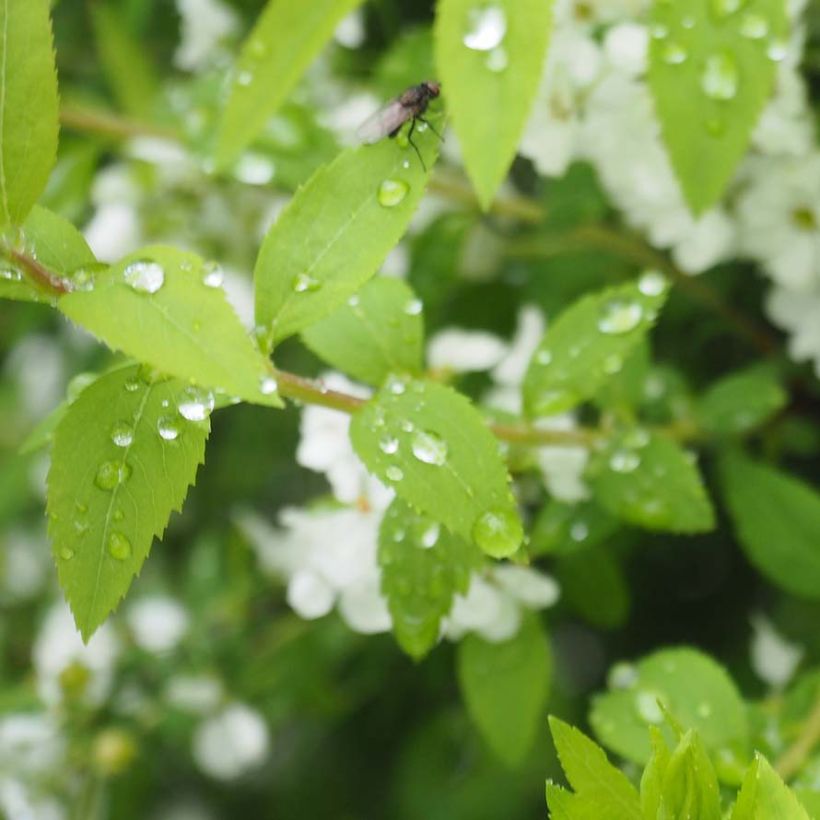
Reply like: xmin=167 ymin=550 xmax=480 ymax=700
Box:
xmin=406 ymin=118 xmax=427 ymax=171
xmin=418 ymin=116 xmax=444 ymax=142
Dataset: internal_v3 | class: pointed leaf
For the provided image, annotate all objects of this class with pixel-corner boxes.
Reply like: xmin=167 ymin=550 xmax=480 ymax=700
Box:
xmin=641 ymin=727 xmax=672 ymax=819
xmin=659 ymin=730 xmax=721 ymax=820
xmin=731 ymin=754 xmax=810 ymax=820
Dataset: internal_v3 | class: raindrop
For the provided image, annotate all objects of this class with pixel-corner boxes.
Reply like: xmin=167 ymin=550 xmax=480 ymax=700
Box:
xmin=485 ymin=46 xmax=508 ymax=72
xmin=347 ymin=294 xmax=360 ymax=308
xmin=124 ymin=378 xmax=141 ymax=393
xmin=662 ymin=42 xmax=688 ymax=65
xmin=419 ymin=523 xmax=440 ymax=549
xmin=570 ymin=521 xmax=589 ymax=542
xmin=259 ymin=376 xmax=278 ymax=395
xmin=379 ymin=435 xmax=399 ymax=455
xmin=463 ymin=6 xmax=506 ymax=51
xmin=236 ymin=70 xmax=253 ymax=87
xmin=710 ymin=0 xmax=746 ymax=18
xmin=0 ymin=266 xmax=22 ymax=282
xmin=112 ymin=509 xmax=125 ymax=522
xmin=739 ymin=13 xmax=769 ymax=39
xmin=650 ymin=23 xmax=669 ymax=39
xmin=108 ymin=531 xmax=132 ymax=561
xmin=638 ymin=270 xmax=668 ymax=297
xmin=157 ymin=415 xmax=181 ymax=441
xmin=609 ymin=450 xmax=641 ymax=474
xmin=598 ymin=300 xmax=643 ymax=335
xmin=608 ymin=662 xmax=639 ymax=690
xmin=249 ymin=39 xmax=267 ymax=58
xmin=535 ymin=349 xmax=553 ymax=366
xmin=388 ymin=378 xmax=407 ymax=396
xmin=71 ymin=267 xmax=96 ymax=291
xmin=95 ymin=460 xmax=132 ymax=491
xmin=123 ymin=259 xmax=165 ymax=294
xmin=74 ymin=517 xmax=89 ymax=535
xmin=681 ymin=15 xmax=696 ymax=29
xmin=234 ymin=153 xmax=275 ymax=186
xmin=177 ymin=386 xmax=215 ymax=421
xmin=701 ymin=52 xmax=740 ymax=101
xmin=400 ymin=419 xmax=414 ymax=432
xmin=471 ymin=508 xmax=523 ymax=557
xmin=766 ymin=38 xmax=789 ymax=62
xmin=404 ymin=298 xmax=423 ymax=316
xmin=202 ymin=262 xmax=224 ymax=288
xmin=59 ymin=547 xmax=75 ymax=561
xmin=635 ymin=690 xmax=664 ymax=724
xmin=293 ymin=272 xmax=321 ymax=293
xmin=411 ymin=430 xmax=448 ymax=466
xmin=110 ymin=422 xmax=134 ymax=448
xmin=377 ymin=179 xmax=409 ymax=208
xmin=386 ymin=465 xmax=404 ymax=482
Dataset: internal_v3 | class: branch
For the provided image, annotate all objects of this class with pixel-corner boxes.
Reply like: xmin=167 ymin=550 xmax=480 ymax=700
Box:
xmin=60 ymin=106 xmax=179 ymax=141
xmin=6 ymin=248 xmax=73 ymax=295
xmin=775 ymin=690 xmax=820 ymax=782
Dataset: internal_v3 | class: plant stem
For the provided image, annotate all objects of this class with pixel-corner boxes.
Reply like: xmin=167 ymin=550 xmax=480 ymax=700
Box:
xmin=6 ymin=247 xmax=73 ymax=294
xmin=60 ymin=106 xmax=179 ymax=141
xmin=775 ymin=691 xmax=820 ymax=781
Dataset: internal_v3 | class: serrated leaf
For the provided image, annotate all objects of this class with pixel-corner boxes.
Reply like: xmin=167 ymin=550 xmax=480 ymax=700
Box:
xmin=214 ymin=0 xmax=363 ymax=168
xmin=530 ymin=499 xmax=619 ymax=557
xmin=588 ymin=430 xmax=715 ymax=534
xmin=545 ymin=786 xmax=615 ymax=820
xmin=590 ymin=647 xmax=748 ymax=765
xmin=732 ymin=754 xmax=810 ymax=820
xmin=523 ymin=275 xmax=670 ymax=417
xmin=378 ymin=498 xmax=479 ymax=659
xmin=720 ymin=452 xmax=820 ymax=599
xmin=458 ymin=617 xmax=550 ymax=766
xmin=641 ymin=727 xmax=672 ymax=819
xmin=350 ymin=377 xmax=522 ymax=557
xmin=696 ymin=365 xmax=787 ymax=435
xmin=59 ymin=246 xmax=282 ymax=408
xmin=434 ymin=0 xmax=554 ymax=208
xmin=302 ymin=277 xmax=424 ymax=386
xmin=659 ymin=730 xmax=721 ymax=820
xmin=0 ymin=0 xmax=59 ymax=228
xmin=549 ymin=716 xmax=642 ymax=818
xmin=254 ymin=127 xmax=440 ymax=346
xmin=47 ymin=364 xmax=209 ymax=639
xmin=649 ymin=0 xmax=788 ymax=214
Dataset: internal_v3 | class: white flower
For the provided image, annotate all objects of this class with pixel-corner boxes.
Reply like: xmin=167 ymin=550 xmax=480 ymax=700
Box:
xmin=174 ymin=0 xmax=238 ymax=72
xmin=32 ymin=603 xmax=120 ymax=707
xmin=221 ymin=270 xmax=255 ymax=329
xmin=750 ymin=614 xmax=803 ymax=689
xmin=0 ymin=779 xmax=65 ymax=820
xmin=493 ymin=565 xmax=560 ymax=608
xmin=192 ymin=703 xmax=269 ymax=781
xmin=5 ymin=335 xmax=65 ymax=418
xmin=337 ymin=577 xmax=392 ymax=634
xmin=491 ymin=305 xmax=545 ymax=391
xmin=166 ymin=675 xmax=224 ymax=715
xmin=127 ymin=596 xmax=189 ymax=654
xmin=0 ymin=528 xmax=50 ymax=603
xmin=427 ymin=329 xmax=507 ymax=373
xmin=84 ymin=204 xmax=141 ymax=261
xmin=602 ymin=23 xmax=648 ymax=78
xmin=753 ymin=65 xmax=814 ymax=157
xmin=0 ymin=714 xmax=64 ymax=777
xmin=334 ymin=10 xmax=365 ymax=49
xmin=766 ymin=286 xmax=820 ymax=378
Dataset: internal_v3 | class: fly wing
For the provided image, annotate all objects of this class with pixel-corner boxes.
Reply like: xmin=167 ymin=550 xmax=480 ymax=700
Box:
xmin=356 ymin=99 xmax=411 ymax=144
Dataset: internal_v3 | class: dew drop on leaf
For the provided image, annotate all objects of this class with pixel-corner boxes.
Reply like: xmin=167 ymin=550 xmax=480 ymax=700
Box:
xmin=403 ymin=298 xmax=423 ymax=316
xmin=386 ymin=465 xmax=404 ymax=482
xmin=0 ymin=266 xmax=22 ymax=282
xmin=570 ymin=521 xmax=589 ymax=542
xmin=411 ymin=430 xmax=448 ymax=466
xmin=202 ymin=262 xmax=224 ymax=288
xmin=598 ymin=300 xmax=643 ymax=335
xmin=236 ymin=70 xmax=253 ymax=87
xmin=662 ymin=42 xmax=688 ymax=65
xmin=110 ymin=422 xmax=134 ymax=448
xmin=638 ymin=270 xmax=668 ymax=297
xmin=634 ymin=690 xmax=664 ymax=724
xmin=59 ymin=546 xmax=75 ymax=561
xmin=177 ymin=386 xmax=215 ymax=421
xmin=766 ymin=38 xmax=789 ymax=62
xmin=471 ymin=508 xmax=523 ymax=556
xmin=259 ymin=376 xmax=278 ymax=396
xmin=123 ymin=259 xmax=165 ymax=294
xmin=419 ymin=523 xmax=440 ymax=549
xmin=157 ymin=415 xmax=181 ymax=441
xmin=379 ymin=436 xmax=399 ymax=455
xmin=701 ymin=52 xmax=740 ymax=101
xmin=535 ymin=349 xmax=553 ymax=366
xmin=609 ymin=450 xmax=641 ymax=474
xmin=108 ymin=531 xmax=133 ymax=561
xmin=709 ymin=0 xmax=747 ymax=19
xmin=377 ymin=179 xmax=409 ymax=208
xmin=739 ymin=13 xmax=769 ymax=39
xmin=293 ymin=272 xmax=322 ymax=293
xmin=95 ymin=460 xmax=132 ymax=491
xmin=485 ymin=46 xmax=508 ymax=73
xmin=463 ymin=5 xmax=507 ymax=51
xmin=608 ymin=662 xmax=638 ymax=690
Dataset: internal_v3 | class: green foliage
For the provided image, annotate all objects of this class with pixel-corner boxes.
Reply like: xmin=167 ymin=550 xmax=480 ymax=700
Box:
xmin=350 ymin=378 xmax=522 ymax=557
xmin=721 ymin=452 xmax=820 ymax=598
xmin=640 ymin=727 xmax=673 ymax=818
xmin=0 ymin=0 xmax=59 ymax=228
xmin=47 ymin=364 xmax=208 ymax=639
xmin=590 ymin=647 xmax=748 ymax=765
xmin=214 ymin=0 xmax=363 ymax=168
xmin=254 ymin=132 xmax=440 ymax=346
xmin=457 ymin=617 xmax=551 ymax=766
xmin=588 ymin=430 xmax=715 ymax=533
xmin=434 ymin=0 xmax=554 ymax=209
xmin=59 ymin=246 xmax=282 ymax=408
xmin=523 ymin=274 xmax=670 ymax=417
xmin=302 ymin=277 xmax=425 ymax=385
xmin=731 ymin=754 xmax=811 ymax=819
xmin=659 ymin=730 xmax=722 ymax=820
xmin=378 ymin=498 xmax=479 ymax=659
xmin=648 ymin=0 xmax=789 ymax=214
xmin=530 ymin=499 xmax=619 ymax=557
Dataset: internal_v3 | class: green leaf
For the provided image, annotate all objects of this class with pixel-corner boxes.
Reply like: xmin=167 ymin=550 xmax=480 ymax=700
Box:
xmin=434 ymin=0 xmax=554 ymax=208
xmin=548 ymin=716 xmax=642 ymax=818
xmin=47 ymin=364 xmax=208 ymax=639
xmin=641 ymin=727 xmax=672 ymax=819
xmin=590 ymin=647 xmax=749 ymax=765
xmin=731 ymin=754 xmax=810 ymax=820
xmin=349 ymin=378 xmax=522 ymax=557
xmin=0 ymin=0 xmax=59 ymax=228
xmin=720 ymin=452 xmax=820 ymax=599
xmin=588 ymin=430 xmax=715 ymax=534
xmin=523 ymin=274 xmax=670 ymax=417
xmin=378 ymin=498 xmax=479 ymax=659
xmin=648 ymin=0 xmax=789 ymax=214
xmin=91 ymin=5 xmax=158 ymax=118
xmin=302 ymin=277 xmax=424 ymax=386
xmin=530 ymin=499 xmax=619 ymax=557
xmin=214 ymin=0 xmax=363 ymax=168
xmin=659 ymin=730 xmax=721 ymax=820
xmin=458 ymin=617 xmax=551 ymax=766
xmin=59 ymin=246 xmax=282 ymax=408
xmin=254 ymin=129 xmax=440 ymax=346
xmin=696 ymin=366 xmax=787 ymax=435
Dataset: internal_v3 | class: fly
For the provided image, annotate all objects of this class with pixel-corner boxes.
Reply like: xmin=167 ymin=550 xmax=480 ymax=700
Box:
xmin=357 ymin=81 xmax=443 ymax=170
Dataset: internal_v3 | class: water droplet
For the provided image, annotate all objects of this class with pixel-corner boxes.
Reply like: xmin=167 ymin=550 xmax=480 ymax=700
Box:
xmin=570 ymin=521 xmax=589 ymax=542
xmin=259 ymin=376 xmax=278 ymax=395
xmin=681 ymin=15 xmax=696 ymax=29
xmin=662 ymin=42 xmax=688 ymax=65
xmin=650 ymin=23 xmax=669 ymax=39
xmin=378 ymin=179 xmax=409 ymax=208
xmin=598 ymin=300 xmax=644 ymax=335
xmin=73 ymin=517 xmax=89 ymax=534
xmin=471 ymin=508 xmax=523 ymax=557
xmin=710 ymin=0 xmax=746 ymax=18
xmin=411 ymin=430 xmax=448 ymax=466
xmin=293 ymin=272 xmax=321 ymax=293
xmin=157 ymin=415 xmax=181 ymax=441
xmin=766 ymin=37 xmax=789 ymax=62
xmin=609 ymin=450 xmax=641 ymax=474
xmin=95 ymin=460 xmax=132 ymax=491
xmin=379 ymin=436 xmax=399 ymax=455
xmin=623 ymin=428 xmax=650 ymax=449
xmin=110 ymin=422 xmax=134 ymax=448
xmin=59 ymin=546 xmax=75 ymax=560
xmin=347 ymin=294 xmax=360 ymax=308
xmin=0 ymin=266 xmax=22 ymax=282
xmin=635 ymin=690 xmax=664 ymax=724
xmin=236 ymin=70 xmax=253 ymax=87
xmin=402 ymin=160 xmax=411 ymax=169
xmin=701 ymin=52 xmax=739 ymax=101
xmin=124 ymin=378 xmax=140 ymax=393
xmin=463 ymin=5 xmax=507 ymax=51
xmin=485 ymin=46 xmax=508 ymax=72
xmin=739 ymin=12 xmax=769 ymax=39
xmin=603 ymin=354 xmax=623 ymax=375
xmin=108 ymin=531 xmax=132 ymax=561
xmin=112 ymin=509 xmax=124 ymax=522
xmin=386 ymin=465 xmax=404 ymax=482
xmin=387 ymin=377 xmax=407 ymax=396
xmin=638 ymin=269 xmax=668 ymax=297
xmin=404 ymin=298 xmax=423 ymax=316
xmin=697 ymin=701 xmax=713 ymax=718
xmin=608 ymin=662 xmax=638 ymax=690
xmin=400 ymin=419 xmax=414 ymax=433
xmin=123 ymin=259 xmax=165 ymax=294
xmin=177 ymin=386 xmax=215 ymax=421
xmin=535 ymin=349 xmax=553 ymax=366
xmin=202 ymin=262 xmax=224 ymax=288
xmin=419 ymin=523 xmax=440 ymax=549
xmin=234 ymin=153 xmax=275 ymax=186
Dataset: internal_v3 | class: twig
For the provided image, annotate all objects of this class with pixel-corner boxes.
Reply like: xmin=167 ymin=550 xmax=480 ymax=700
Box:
xmin=7 ymin=248 xmax=73 ymax=294
xmin=60 ymin=106 xmax=180 ymax=141
xmin=775 ymin=690 xmax=820 ymax=782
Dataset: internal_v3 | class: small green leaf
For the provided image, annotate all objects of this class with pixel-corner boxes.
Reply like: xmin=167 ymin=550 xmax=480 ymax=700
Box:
xmin=720 ymin=452 xmax=820 ymax=599
xmin=590 ymin=647 xmax=748 ymax=765
xmin=641 ymin=727 xmax=672 ymax=819
xmin=214 ymin=0 xmax=363 ymax=168
xmin=458 ymin=617 xmax=551 ymax=766
xmin=659 ymin=730 xmax=722 ymax=820
xmin=530 ymin=499 xmax=619 ymax=557
xmin=302 ymin=277 xmax=424 ymax=385
xmin=47 ymin=364 xmax=208 ymax=639
xmin=59 ymin=246 xmax=282 ymax=408
xmin=434 ymin=0 xmax=554 ymax=208
xmin=732 ymin=754 xmax=810 ymax=820
xmin=649 ymin=0 xmax=789 ymax=214
xmin=255 ymin=130 xmax=440 ymax=346
xmin=696 ymin=366 xmax=787 ymax=435
xmin=523 ymin=274 xmax=670 ymax=417
xmin=0 ymin=0 xmax=59 ymax=228
xmin=549 ymin=716 xmax=642 ymax=818
xmin=350 ymin=378 xmax=522 ymax=557
xmin=378 ymin=498 xmax=479 ymax=659
xmin=588 ymin=430 xmax=715 ymax=533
